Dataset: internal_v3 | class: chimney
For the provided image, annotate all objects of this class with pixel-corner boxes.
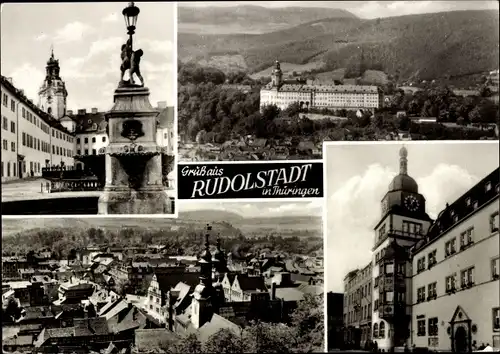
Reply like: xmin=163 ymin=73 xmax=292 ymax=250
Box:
xmin=67 ymin=110 xmax=73 ymax=115
xmin=77 ymin=109 xmax=86 ymax=115
xmin=6 ymin=77 xmax=13 ymax=84
xmin=157 ymin=101 xmax=167 ymax=109
xmin=281 ymin=272 xmax=291 ymax=285
xmin=271 ymin=282 xmax=276 ymax=301
xmin=91 ymin=108 xmax=98 ymax=114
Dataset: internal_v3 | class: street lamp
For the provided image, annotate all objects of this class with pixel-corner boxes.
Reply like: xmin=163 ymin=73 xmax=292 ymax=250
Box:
xmin=122 ymin=2 xmax=140 ymax=41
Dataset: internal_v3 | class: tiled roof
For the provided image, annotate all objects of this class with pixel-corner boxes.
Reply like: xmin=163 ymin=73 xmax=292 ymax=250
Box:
xmin=414 ymin=167 xmax=499 ymax=253
xmin=107 ymin=304 xmax=148 ymax=333
xmin=3 ymin=334 xmax=33 ymax=346
xmin=73 ymin=317 xmax=109 ymax=336
xmin=194 ymin=313 xmax=241 ymax=343
xmin=236 ymin=275 xmax=267 ymax=292
xmin=155 ymin=272 xmax=200 ymax=293
xmin=71 ymin=111 xmax=107 ymax=134
xmin=275 ymin=287 xmax=305 ymax=302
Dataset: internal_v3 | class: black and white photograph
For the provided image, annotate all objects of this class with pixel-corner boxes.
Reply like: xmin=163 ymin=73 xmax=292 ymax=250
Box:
xmin=1 ymin=2 xmax=176 ymax=215
xmin=1 ymin=200 xmax=324 ymax=353
xmin=178 ymin=1 xmax=499 ymax=161
xmin=324 ymin=141 xmax=500 ymax=352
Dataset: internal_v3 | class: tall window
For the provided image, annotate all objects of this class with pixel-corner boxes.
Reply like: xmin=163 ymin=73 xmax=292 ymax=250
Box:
xmin=417 ymin=257 xmax=426 ymax=273
xmin=491 ymin=211 xmax=499 ymax=233
xmin=427 ymin=282 xmax=437 ymax=300
xmin=11 ymin=99 xmax=15 ymax=112
xmin=11 ymin=142 xmax=15 ymax=152
xmin=3 ymin=93 xmax=8 ymax=106
xmin=446 ymin=274 xmax=456 ymax=292
xmin=84 ymin=137 xmax=89 ymax=144
xmin=445 ymin=238 xmax=457 ymax=257
xmin=10 ymin=121 xmax=15 ymax=133
xmin=373 ymin=323 xmax=379 ymax=338
xmin=2 ymin=116 xmax=7 ymax=130
xmin=417 ymin=319 xmax=426 ymax=336
xmin=494 ymin=308 xmax=500 ymax=332
xmin=428 ymin=250 xmax=437 ymax=268
xmin=428 ymin=317 xmax=438 ymax=336
xmin=492 ymin=258 xmax=499 ymax=280
xmin=2 ymin=139 xmax=7 ymax=150
xmin=102 ymin=136 xmax=106 ymax=142
xmin=461 ymin=267 xmax=475 ymax=288
xmin=417 ymin=287 xmax=425 ymax=303
xmin=379 ymin=322 xmax=385 ymax=338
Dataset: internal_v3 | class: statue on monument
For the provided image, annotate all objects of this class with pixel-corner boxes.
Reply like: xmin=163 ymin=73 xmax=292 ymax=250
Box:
xmin=120 ymin=38 xmax=144 ymax=87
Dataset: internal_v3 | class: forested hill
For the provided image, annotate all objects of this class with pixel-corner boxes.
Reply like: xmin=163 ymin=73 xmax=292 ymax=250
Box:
xmin=179 ymin=9 xmax=499 ymax=81
xmin=178 ymin=5 xmax=357 ymax=34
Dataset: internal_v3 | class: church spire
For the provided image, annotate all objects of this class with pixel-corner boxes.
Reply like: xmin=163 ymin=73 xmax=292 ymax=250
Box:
xmin=399 ymin=146 xmax=408 ymax=175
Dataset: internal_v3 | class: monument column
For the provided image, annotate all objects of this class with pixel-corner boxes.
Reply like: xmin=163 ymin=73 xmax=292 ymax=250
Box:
xmin=98 ymin=2 xmax=172 ymax=214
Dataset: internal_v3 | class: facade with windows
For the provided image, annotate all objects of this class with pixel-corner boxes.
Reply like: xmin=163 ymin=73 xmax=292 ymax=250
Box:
xmin=343 ymin=262 xmax=373 ymax=349
xmin=1 ymin=74 xmax=75 ymax=182
xmin=370 ymin=147 xmax=433 ymax=351
xmin=410 ymin=168 xmax=499 ymax=352
xmin=343 ymin=148 xmax=499 ymax=351
xmin=260 ymin=60 xmax=383 ymax=111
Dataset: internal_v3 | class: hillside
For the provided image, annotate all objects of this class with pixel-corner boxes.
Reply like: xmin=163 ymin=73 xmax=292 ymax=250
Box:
xmin=178 ymin=5 xmax=357 ymax=34
xmin=179 ymin=10 xmax=499 ymax=81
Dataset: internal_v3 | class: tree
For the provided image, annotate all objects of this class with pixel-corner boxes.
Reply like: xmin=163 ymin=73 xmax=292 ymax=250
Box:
xmin=290 ymin=294 xmax=324 ymax=352
xmin=175 ymin=333 xmax=202 ymax=353
xmin=203 ymin=328 xmax=246 ymax=353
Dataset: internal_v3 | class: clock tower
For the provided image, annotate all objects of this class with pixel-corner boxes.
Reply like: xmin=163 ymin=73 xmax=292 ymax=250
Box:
xmin=38 ymin=49 xmax=68 ymax=120
xmin=371 ymin=146 xmax=433 ymax=352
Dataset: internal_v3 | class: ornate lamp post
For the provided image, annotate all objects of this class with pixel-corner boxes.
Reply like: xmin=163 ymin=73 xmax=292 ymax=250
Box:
xmin=98 ymin=3 xmax=173 ymax=215
xmin=122 ymin=2 xmax=140 ymax=49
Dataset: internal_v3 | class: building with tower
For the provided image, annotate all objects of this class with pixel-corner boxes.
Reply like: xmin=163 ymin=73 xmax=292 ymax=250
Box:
xmin=38 ymin=49 xmax=68 ymax=120
xmin=259 ymin=60 xmax=383 ymax=111
xmin=341 ymin=147 xmax=500 ymax=352
xmin=1 ymin=68 xmax=75 ymax=182
xmin=371 ymin=146 xmax=433 ymax=351
xmin=1 ymin=49 xmax=175 ymax=182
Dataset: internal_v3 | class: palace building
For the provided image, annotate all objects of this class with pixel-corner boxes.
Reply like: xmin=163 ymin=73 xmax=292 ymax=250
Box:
xmin=410 ymin=168 xmax=499 ymax=352
xmin=341 ymin=147 xmax=499 ymax=352
xmin=1 ymin=50 xmax=174 ymax=182
xmin=1 ymin=69 xmax=75 ymax=182
xmin=259 ymin=60 xmax=384 ymax=111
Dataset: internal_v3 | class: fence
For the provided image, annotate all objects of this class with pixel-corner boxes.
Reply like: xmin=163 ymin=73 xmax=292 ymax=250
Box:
xmin=41 ymin=180 xmax=103 ymax=193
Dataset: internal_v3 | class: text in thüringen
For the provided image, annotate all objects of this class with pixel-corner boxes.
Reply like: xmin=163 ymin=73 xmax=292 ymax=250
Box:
xmin=178 ymin=162 xmax=323 ymax=199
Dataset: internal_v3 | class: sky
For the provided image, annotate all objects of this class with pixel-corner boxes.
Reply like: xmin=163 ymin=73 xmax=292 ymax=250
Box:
xmin=0 ymin=2 xmax=175 ymax=113
xmin=179 ymin=1 xmax=498 ymax=19
xmin=178 ymin=199 xmax=323 ymax=218
xmin=325 ymin=141 xmax=499 ymax=293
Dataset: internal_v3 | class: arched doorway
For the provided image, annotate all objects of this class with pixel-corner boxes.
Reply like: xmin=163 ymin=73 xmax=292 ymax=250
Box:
xmin=454 ymin=327 xmax=467 ymax=353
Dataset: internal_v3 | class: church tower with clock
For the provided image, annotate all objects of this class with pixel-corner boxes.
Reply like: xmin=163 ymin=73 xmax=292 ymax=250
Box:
xmin=370 ymin=146 xmax=433 ymax=352
xmin=38 ymin=49 xmax=68 ymax=120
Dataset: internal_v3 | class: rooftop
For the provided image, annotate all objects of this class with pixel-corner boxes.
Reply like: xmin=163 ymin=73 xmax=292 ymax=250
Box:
xmin=413 ymin=167 xmax=499 ymax=254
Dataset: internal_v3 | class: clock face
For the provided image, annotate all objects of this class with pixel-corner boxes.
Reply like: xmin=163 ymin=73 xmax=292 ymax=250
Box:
xmin=404 ymin=195 xmax=420 ymax=212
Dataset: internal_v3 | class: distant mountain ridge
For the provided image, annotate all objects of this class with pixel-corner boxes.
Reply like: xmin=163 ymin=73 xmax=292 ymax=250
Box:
xmin=179 ymin=9 xmax=499 ymax=81
xmin=178 ymin=5 xmax=357 ymax=34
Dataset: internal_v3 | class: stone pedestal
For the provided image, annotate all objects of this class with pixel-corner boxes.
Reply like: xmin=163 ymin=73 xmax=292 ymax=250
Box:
xmin=98 ymin=86 xmax=173 ymax=214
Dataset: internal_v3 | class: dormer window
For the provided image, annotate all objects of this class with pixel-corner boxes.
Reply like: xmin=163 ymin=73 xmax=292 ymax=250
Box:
xmin=485 ymin=181 xmax=492 ymax=192
xmin=88 ymin=119 xmax=92 ymax=124
xmin=450 ymin=210 xmax=455 ymax=217
xmin=473 ymin=201 xmax=479 ymax=209
xmin=453 ymin=215 xmax=459 ymax=223
xmin=466 ymin=198 xmax=471 ymax=206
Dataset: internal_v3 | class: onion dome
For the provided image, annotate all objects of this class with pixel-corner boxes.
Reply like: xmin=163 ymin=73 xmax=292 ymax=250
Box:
xmin=388 ymin=146 xmax=419 ymax=193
